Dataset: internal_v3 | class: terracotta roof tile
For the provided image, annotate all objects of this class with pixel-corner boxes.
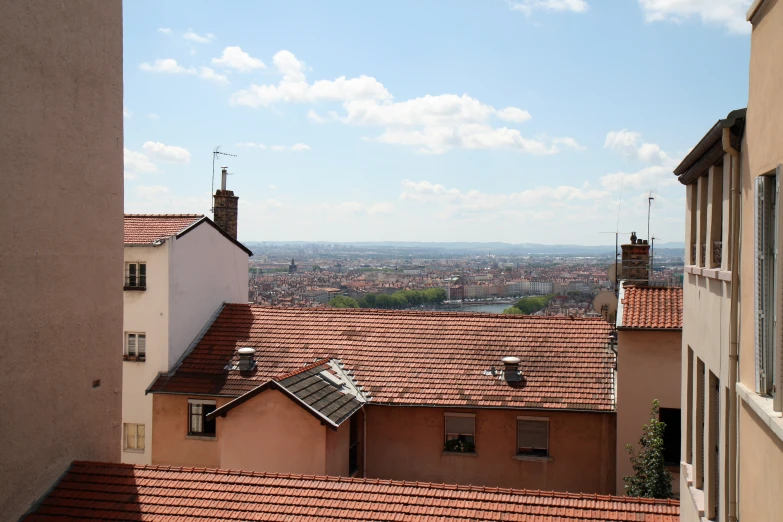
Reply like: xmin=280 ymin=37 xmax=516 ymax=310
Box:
xmin=25 ymin=461 xmax=679 ymax=521
xmin=124 ymin=214 xmax=204 ymax=245
xmin=149 ymin=305 xmax=616 ymax=411
xmin=619 ymin=286 xmax=683 ymax=330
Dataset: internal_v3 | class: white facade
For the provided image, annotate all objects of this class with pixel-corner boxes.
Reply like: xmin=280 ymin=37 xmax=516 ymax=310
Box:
xmin=122 ymin=221 xmax=249 ymax=464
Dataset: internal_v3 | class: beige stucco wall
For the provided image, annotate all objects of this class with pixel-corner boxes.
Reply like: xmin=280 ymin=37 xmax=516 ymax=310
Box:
xmin=616 ymin=329 xmax=681 ymax=495
xmin=218 ymin=390 xmax=330 ymax=475
xmin=0 ymin=1 xmax=123 ymax=519
xmin=738 ymin=402 xmax=783 ymax=522
xmin=122 ymin=244 xmax=171 ymax=464
xmin=365 ymin=405 xmax=616 ymax=494
xmin=151 ymin=394 xmax=232 ymax=468
xmin=325 ymin=416 xmax=352 ymax=477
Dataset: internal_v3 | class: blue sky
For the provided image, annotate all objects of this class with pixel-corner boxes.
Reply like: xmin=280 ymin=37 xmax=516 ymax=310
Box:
xmin=123 ymin=0 xmax=752 ymax=244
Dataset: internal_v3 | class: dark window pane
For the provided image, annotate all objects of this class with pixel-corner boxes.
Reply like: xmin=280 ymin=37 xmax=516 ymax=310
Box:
xmin=203 ymin=404 xmax=217 ymax=435
xmin=139 ymin=264 xmax=146 ymax=287
xmin=660 ymin=407 xmax=681 ymax=465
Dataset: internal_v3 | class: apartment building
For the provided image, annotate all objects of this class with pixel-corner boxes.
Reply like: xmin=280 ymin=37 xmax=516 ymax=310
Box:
xmin=676 ymin=3 xmax=783 ymax=521
xmin=0 ymin=1 xmax=123 ymax=519
xmin=122 ymin=214 xmax=251 ymax=464
xmin=148 ymin=306 xmax=618 ymax=494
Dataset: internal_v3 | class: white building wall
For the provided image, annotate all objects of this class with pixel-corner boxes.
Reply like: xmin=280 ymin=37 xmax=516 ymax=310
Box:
xmin=168 ymin=224 xmax=249 ymax=368
xmin=122 ymin=243 xmax=170 ymax=465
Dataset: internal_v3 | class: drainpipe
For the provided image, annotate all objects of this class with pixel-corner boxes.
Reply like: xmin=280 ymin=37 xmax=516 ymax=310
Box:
xmin=362 ymin=406 xmax=368 ymax=478
xmin=723 ymin=127 xmax=740 ymax=522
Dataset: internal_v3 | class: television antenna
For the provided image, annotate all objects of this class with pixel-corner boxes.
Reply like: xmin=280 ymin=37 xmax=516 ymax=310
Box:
xmin=211 ymin=146 xmax=237 ymax=212
xmin=600 ymin=231 xmax=632 ymax=291
xmin=647 ymin=192 xmax=655 ymax=244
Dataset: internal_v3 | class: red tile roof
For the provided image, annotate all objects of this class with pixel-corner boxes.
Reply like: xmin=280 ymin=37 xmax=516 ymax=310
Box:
xmin=619 ymin=286 xmax=683 ymax=330
xmin=149 ymin=304 xmax=616 ymax=411
xmin=123 ymin=214 xmax=204 ymax=245
xmin=25 ymin=461 xmax=679 ymax=521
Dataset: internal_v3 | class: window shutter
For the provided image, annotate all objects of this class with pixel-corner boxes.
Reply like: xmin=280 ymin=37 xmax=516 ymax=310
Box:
xmin=127 ymin=334 xmax=136 ymax=357
xmin=755 ymin=176 xmax=773 ymax=394
xmin=517 ymin=419 xmax=548 ymax=453
xmin=137 ymin=334 xmax=146 ymax=357
xmin=445 ymin=415 xmax=475 ymax=435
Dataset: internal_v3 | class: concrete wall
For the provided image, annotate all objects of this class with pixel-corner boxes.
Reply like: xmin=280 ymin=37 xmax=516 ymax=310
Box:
xmin=364 ymin=406 xmax=616 ymax=494
xmin=168 ymin=224 xmax=249 ymax=368
xmin=325 ymin=418 xmax=352 ymax=477
xmin=0 ymin=1 xmax=123 ymax=519
xmin=219 ymin=390 xmax=329 ymax=475
xmin=738 ymin=402 xmax=783 ymax=521
xmin=616 ymin=329 xmax=681 ymax=495
xmin=122 ymin=244 xmax=170 ymax=464
xmin=151 ymin=394 xmax=232 ymax=468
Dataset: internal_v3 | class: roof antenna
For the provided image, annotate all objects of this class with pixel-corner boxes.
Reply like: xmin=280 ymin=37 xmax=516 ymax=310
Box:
xmin=647 ymin=191 xmax=655 ymax=243
xmin=211 ymin=146 xmax=237 ymax=212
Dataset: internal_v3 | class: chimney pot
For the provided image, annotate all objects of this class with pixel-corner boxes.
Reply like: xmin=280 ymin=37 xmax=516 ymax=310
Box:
xmin=501 ymin=356 xmax=522 ymax=382
xmin=237 ymin=347 xmax=256 ymax=371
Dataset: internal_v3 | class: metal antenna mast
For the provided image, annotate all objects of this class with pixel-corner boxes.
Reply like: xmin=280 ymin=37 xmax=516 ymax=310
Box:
xmin=647 ymin=192 xmax=655 ymax=242
xmin=211 ymin=146 xmax=237 ymax=213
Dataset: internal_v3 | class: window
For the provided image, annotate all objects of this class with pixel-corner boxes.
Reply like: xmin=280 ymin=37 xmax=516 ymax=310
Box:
xmin=444 ymin=413 xmax=475 ymax=453
xmin=659 ymin=408 xmax=681 ymax=466
xmin=517 ymin=417 xmax=549 ymax=457
xmin=125 ymin=262 xmax=147 ymax=289
xmin=188 ymin=399 xmax=217 ymax=437
xmin=754 ymin=173 xmax=778 ymax=401
xmin=124 ymin=423 xmax=145 ymax=452
xmin=124 ymin=332 xmax=146 ymax=360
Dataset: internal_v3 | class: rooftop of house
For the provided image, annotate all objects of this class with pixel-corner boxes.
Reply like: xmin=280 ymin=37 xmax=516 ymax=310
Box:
xmin=24 ymin=461 xmax=680 ymax=521
xmin=149 ymin=304 xmax=616 ymax=412
xmin=617 ymin=284 xmax=683 ymax=330
xmin=210 ymin=358 xmax=365 ymax=429
xmin=123 ymin=214 xmax=204 ymax=245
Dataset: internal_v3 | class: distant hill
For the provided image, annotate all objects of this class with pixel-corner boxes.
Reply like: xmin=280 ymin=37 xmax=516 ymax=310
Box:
xmin=243 ymin=240 xmax=685 ymax=256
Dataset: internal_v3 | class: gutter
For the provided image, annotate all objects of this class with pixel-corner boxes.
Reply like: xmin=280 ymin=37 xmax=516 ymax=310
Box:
xmin=723 ymin=126 xmax=741 ymax=522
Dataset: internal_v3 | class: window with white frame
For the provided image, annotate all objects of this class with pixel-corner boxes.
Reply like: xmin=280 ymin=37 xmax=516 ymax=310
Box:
xmin=444 ymin=413 xmax=475 ymax=453
xmin=125 ymin=262 xmax=147 ymax=288
xmin=754 ymin=171 xmax=778 ymax=403
xmin=125 ymin=332 xmax=146 ymax=360
xmin=188 ymin=399 xmax=217 ymax=437
xmin=124 ymin=423 xmax=145 ymax=452
xmin=517 ymin=417 xmax=549 ymax=457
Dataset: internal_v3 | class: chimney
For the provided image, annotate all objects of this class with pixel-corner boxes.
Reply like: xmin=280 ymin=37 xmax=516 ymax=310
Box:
xmin=620 ymin=231 xmax=650 ymax=285
xmin=213 ymin=166 xmax=239 ymax=239
xmin=501 ymin=356 xmax=522 ymax=383
xmin=237 ymin=347 xmax=256 ymax=371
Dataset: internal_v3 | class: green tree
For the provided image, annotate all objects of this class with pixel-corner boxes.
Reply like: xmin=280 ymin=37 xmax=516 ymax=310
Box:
xmin=328 ymin=296 xmax=359 ymax=308
xmin=624 ymin=400 xmax=675 ymax=499
xmin=358 ymin=293 xmax=376 ymax=308
xmin=511 ymin=294 xmax=554 ymax=314
xmin=502 ymin=306 xmax=526 ymax=315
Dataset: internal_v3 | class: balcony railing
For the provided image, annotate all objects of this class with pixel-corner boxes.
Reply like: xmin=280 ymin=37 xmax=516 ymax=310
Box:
xmin=701 ymin=244 xmax=706 ymax=266
xmin=691 ymin=244 xmax=696 ymax=265
xmin=713 ymin=240 xmax=722 ymax=266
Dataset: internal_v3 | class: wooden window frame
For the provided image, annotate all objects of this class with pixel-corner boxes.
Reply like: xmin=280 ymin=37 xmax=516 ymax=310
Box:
xmin=125 ymin=262 xmax=147 ymax=290
xmin=444 ymin=412 xmax=476 ymax=453
xmin=516 ymin=416 xmax=549 ymax=457
xmin=188 ymin=399 xmax=217 ymax=438
xmin=124 ymin=332 xmax=146 ymax=361
xmin=123 ymin=423 xmax=145 ymax=453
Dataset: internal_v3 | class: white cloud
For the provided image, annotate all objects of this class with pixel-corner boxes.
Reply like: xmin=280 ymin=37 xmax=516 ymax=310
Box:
xmin=136 ymin=185 xmax=171 ymax=200
xmin=236 ymin=142 xmax=266 ymax=149
xmin=183 ymin=29 xmax=215 ymax=43
xmin=600 ymin=165 xmax=679 ymax=192
xmin=148 ymin=113 xmax=159 ymax=120
xmin=270 ymin=145 xmax=286 ymax=152
xmin=511 ymin=0 xmax=589 ymax=15
xmin=268 ymin=184 xmax=277 ymax=190
xmin=212 ymin=46 xmax=266 ymax=72
xmin=552 ymin=136 xmax=588 ymax=151
xmin=199 ymin=66 xmax=229 ymax=84
xmin=638 ymin=0 xmax=751 ymax=34
xmin=604 ymin=129 xmax=671 ymax=164
xmin=124 ymin=148 xmax=158 ymax=179
xmin=142 ymin=141 xmax=191 ymax=163
xmin=123 ymin=105 xmax=132 ymax=118
xmin=139 ymin=59 xmax=196 ymax=75
xmin=290 ymin=143 xmax=311 ymax=151
xmin=307 ymin=109 xmax=327 ymax=123
xmin=497 ymin=107 xmax=533 ymax=122
xmin=157 ymin=28 xmax=172 ymax=35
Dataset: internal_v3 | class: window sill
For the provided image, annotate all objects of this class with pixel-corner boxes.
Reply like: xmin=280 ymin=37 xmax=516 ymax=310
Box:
xmin=124 ymin=286 xmax=147 ymax=291
xmin=681 ymin=462 xmax=706 ymax=520
xmin=513 ymin=454 xmax=553 ymax=462
xmin=441 ymin=451 xmax=477 ymax=457
xmin=123 ymin=448 xmax=145 ymax=454
xmin=737 ymin=382 xmax=783 ymax=443
xmin=122 ymin=355 xmax=146 ymax=362
xmin=683 ymin=265 xmax=732 ymax=282
xmin=186 ymin=435 xmax=217 ymax=441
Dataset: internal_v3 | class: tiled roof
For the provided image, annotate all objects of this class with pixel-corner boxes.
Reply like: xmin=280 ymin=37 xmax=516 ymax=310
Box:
xmin=123 ymin=214 xmax=203 ymax=245
xmin=149 ymin=305 xmax=615 ymax=411
xmin=619 ymin=285 xmax=683 ymax=330
xmin=25 ymin=461 xmax=680 ymax=521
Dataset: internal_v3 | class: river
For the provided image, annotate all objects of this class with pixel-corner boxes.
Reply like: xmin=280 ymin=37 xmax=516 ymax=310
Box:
xmin=445 ymin=303 xmax=511 ymax=314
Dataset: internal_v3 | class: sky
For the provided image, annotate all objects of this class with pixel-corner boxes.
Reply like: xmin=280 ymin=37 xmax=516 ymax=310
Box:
xmin=123 ymin=0 xmax=752 ymax=245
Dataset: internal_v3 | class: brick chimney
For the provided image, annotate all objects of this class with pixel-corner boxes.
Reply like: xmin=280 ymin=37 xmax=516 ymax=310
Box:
xmin=213 ymin=166 xmax=238 ymax=239
xmin=620 ymin=232 xmax=650 ymax=285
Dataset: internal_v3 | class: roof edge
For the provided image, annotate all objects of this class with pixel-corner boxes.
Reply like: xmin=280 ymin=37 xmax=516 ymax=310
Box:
xmin=673 ymin=108 xmax=746 ymax=183
xmin=747 ymin=0 xmax=769 ymax=20
xmin=176 ymin=216 xmax=253 ymax=256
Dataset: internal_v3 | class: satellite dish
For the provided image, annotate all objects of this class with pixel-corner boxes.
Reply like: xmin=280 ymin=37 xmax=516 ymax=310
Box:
xmin=593 ymin=291 xmax=618 ymax=323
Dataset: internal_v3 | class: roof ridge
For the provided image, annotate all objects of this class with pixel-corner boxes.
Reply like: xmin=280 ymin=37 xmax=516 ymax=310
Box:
xmin=124 ymin=213 xmax=204 ymax=217
xmin=68 ymin=461 xmax=679 ymax=505
xmin=275 ymin=358 xmax=331 ymax=381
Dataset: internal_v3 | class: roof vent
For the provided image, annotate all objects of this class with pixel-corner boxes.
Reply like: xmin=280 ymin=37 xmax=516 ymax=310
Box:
xmin=501 ymin=356 xmax=522 ymax=382
xmin=237 ymin=347 xmax=256 ymax=371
